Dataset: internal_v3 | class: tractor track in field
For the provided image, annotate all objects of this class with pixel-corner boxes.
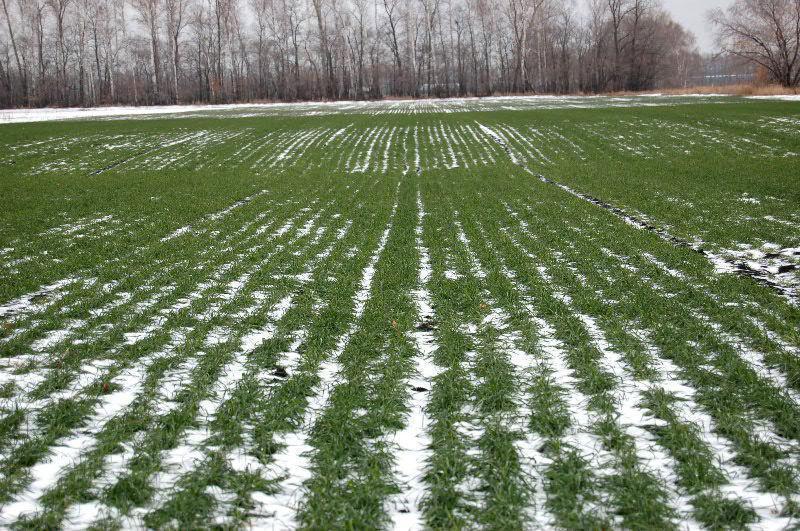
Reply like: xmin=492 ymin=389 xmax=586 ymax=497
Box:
xmin=534 ymin=172 xmax=798 ymax=303
xmin=88 ymin=131 xmax=209 ymax=175
xmin=89 ymin=145 xmax=164 ymax=175
xmin=476 ymin=121 xmax=799 ymax=305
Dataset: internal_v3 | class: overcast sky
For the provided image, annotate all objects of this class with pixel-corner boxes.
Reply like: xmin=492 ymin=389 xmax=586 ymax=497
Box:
xmin=660 ymin=0 xmax=734 ymax=52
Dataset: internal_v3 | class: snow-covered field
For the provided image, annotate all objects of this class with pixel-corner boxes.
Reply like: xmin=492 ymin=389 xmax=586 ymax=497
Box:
xmin=0 ymin=93 xmax=768 ymax=123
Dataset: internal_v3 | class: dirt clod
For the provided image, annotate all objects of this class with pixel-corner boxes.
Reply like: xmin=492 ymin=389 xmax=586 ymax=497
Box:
xmin=416 ymin=320 xmax=437 ymax=331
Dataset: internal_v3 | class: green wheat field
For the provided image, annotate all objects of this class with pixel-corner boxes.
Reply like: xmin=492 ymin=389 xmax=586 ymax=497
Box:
xmin=1 ymin=95 xmax=799 ymax=529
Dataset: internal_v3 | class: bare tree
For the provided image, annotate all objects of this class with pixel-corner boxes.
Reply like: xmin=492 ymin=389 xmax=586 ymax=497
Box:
xmin=249 ymin=0 xmax=269 ymax=97
xmin=554 ymin=4 xmax=574 ymax=93
xmin=27 ymin=0 xmax=48 ymax=103
xmin=46 ymin=0 xmax=71 ymax=103
xmin=75 ymin=0 xmax=89 ymax=104
xmin=347 ymin=0 xmax=369 ymax=98
xmin=1 ymin=0 xmax=26 ymax=102
xmin=311 ymin=0 xmax=335 ymax=97
xmin=625 ymin=0 xmax=652 ymax=91
xmin=504 ymin=0 xmax=545 ymax=92
xmin=710 ymin=0 xmax=800 ymax=87
xmin=165 ymin=0 xmax=188 ymax=101
xmin=131 ymin=0 xmax=162 ymax=100
xmin=382 ymin=0 xmax=403 ymax=92
xmin=607 ymin=0 xmax=632 ymax=90
xmin=419 ymin=0 xmax=439 ymax=94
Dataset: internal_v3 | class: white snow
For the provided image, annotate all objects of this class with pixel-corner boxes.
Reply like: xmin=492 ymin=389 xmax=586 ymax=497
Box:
xmin=249 ymin=189 xmax=399 ymax=528
xmin=637 ymin=330 xmax=799 ymax=528
xmin=0 ymin=278 xmax=78 ymax=319
xmin=0 ymin=94 xmax=740 ymax=124
xmin=0 ymin=362 xmax=148 ymax=523
xmin=747 ymin=95 xmax=800 ymax=102
xmin=387 ymin=191 xmax=443 ymax=528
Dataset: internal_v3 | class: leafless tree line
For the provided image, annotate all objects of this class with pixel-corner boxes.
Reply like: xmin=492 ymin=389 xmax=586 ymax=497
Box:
xmin=0 ymin=0 xmax=702 ymax=108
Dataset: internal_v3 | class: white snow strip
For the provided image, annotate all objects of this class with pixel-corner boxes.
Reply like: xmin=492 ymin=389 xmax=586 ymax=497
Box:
xmin=696 ymin=313 xmax=800 ymax=406
xmin=0 ymin=277 xmax=78 ymax=319
xmin=642 ymin=252 xmax=687 ymax=280
xmin=30 ymin=319 xmax=87 ymax=351
xmin=477 ymin=123 xmax=520 ymax=165
xmin=747 ymin=95 xmax=800 ymax=102
xmin=499 ymin=225 xmax=679 ymax=524
xmin=634 ymin=329 xmax=799 ymax=528
xmin=249 ymin=190 xmax=400 ymax=528
xmin=0 ymin=363 xmax=149 ymax=523
xmin=62 ymin=213 xmax=338 ymax=527
xmin=571 ymin=307 xmax=699 ymax=526
xmin=0 ymin=95 xmax=737 ymax=124
xmin=161 ymin=190 xmax=267 ymax=242
xmin=387 ymin=191 xmax=442 ymax=528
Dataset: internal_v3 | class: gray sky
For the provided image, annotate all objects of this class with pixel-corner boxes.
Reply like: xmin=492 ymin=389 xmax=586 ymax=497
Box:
xmin=660 ymin=0 xmax=734 ymax=52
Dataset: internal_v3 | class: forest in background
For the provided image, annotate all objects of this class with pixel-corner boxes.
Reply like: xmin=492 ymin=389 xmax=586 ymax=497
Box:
xmin=0 ymin=0 xmax=710 ymax=107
